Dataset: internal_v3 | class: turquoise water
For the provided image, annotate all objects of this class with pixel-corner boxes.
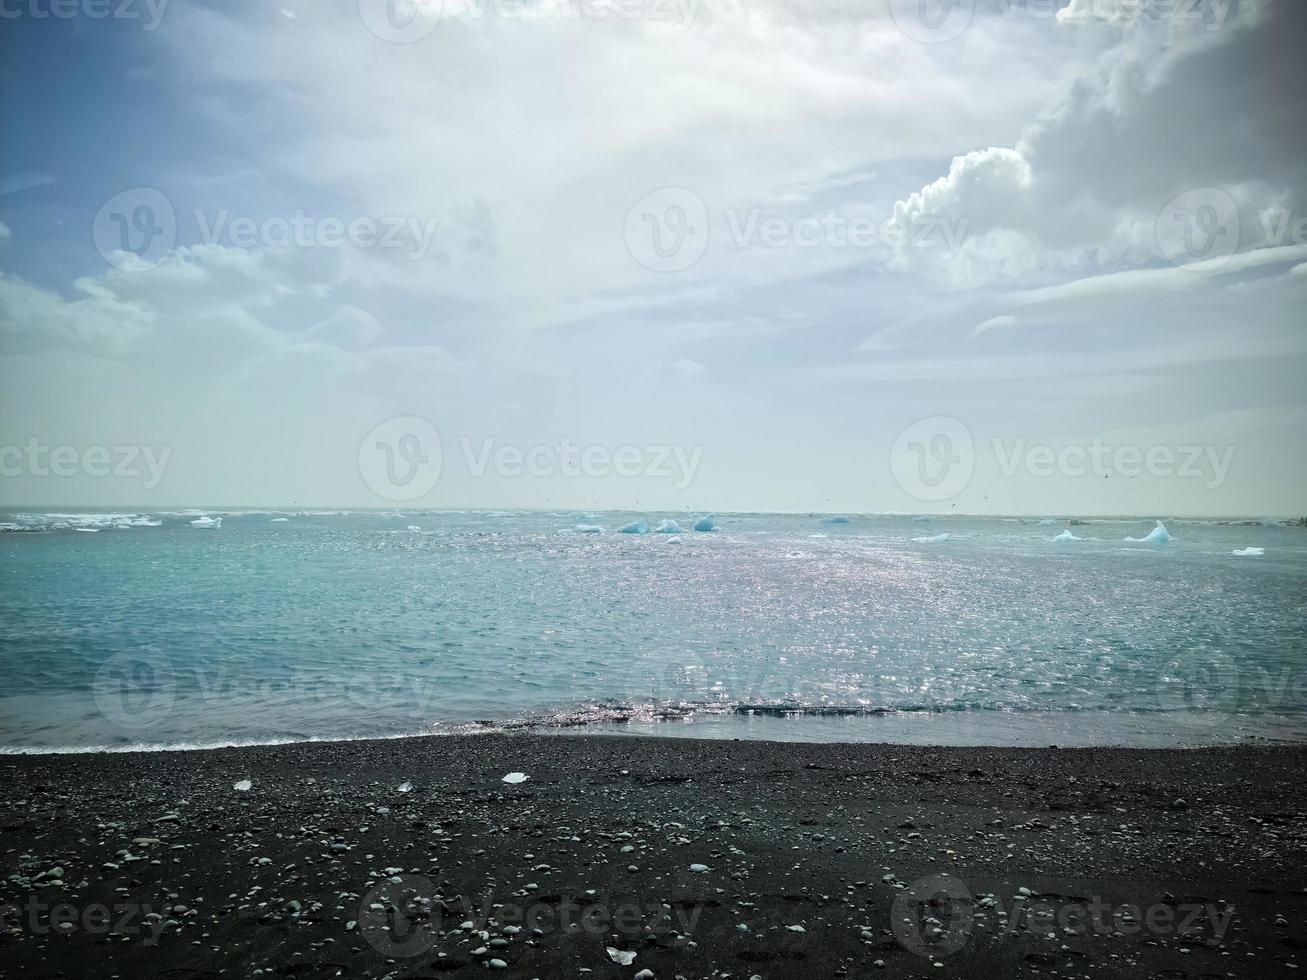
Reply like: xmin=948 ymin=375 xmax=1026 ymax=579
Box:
xmin=1 ymin=510 xmax=1304 ymax=751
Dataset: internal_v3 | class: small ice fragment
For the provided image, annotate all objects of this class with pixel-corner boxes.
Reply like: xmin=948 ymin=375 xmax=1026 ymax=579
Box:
xmin=654 ymin=519 xmax=686 ymax=534
xmin=190 ymin=516 xmax=221 ymax=528
xmin=1125 ymin=521 xmax=1171 ymax=544
xmin=821 ymin=515 xmax=851 ymax=525
xmin=618 ymin=519 xmax=649 ymax=534
xmin=1053 ymin=529 xmax=1081 ymax=542
xmin=233 ymin=780 xmax=252 ymax=791
xmin=573 ymin=524 xmax=604 ymax=534
xmin=74 ymin=528 xmax=99 ymax=533
xmin=270 ymin=517 xmax=290 ymax=522
xmin=606 ymin=947 xmax=637 ymax=966
xmin=693 ymin=514 xmax=719 ymax=532
xmin=689 ymin=863 xmax=710 ymax=873
xmin=407 ymin=525 xmax=421 ymax=531
xmin=787 ymin=924 xmax=806 ymax=933
xmin=913 ymin=532 xmax=950 ymax=543
xmin=398 ymin=781 xmax=413 ymax=793
xmin=1232 ymin=547 xmax=1265 ymax=556
xmin=502 ymin=772 xmax=529 ymax=784
xmin=666 ymin=535 xmax=682 ymax=544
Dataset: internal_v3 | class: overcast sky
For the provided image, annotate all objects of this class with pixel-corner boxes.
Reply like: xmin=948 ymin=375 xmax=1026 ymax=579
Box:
xmin=1 ymin=0 xmax=1304 ymax=515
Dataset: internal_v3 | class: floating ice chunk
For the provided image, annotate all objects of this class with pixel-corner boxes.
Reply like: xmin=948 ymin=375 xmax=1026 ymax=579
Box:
xmin=502 ymin=772 xmax=529 ymax=784
xmin=618 ymin=519 xmax=650 ymax=534
xmin=694 ymin=514 xmax=719 ymax=532
xmin=574 ymin=524 xmax=604 ymax=534
xmin=911 ymin=515 xmax=932 ymax=523
xmin=397 ymin=781 xmax=413 ymax=793
xmin=1038 ymin=518 xmax=1058 ymax=526
xmin=1232 ymin=547 xmax=1265 ymax=556
xmin=407 ymin=525 xmax=421 ymax=531
xmin=1125 ymin=521 xmax=1171 ymax=544
xmin=654 ymin=519 xmax=686 ymax=534
xmin=233 ymin=779 xmax=252 ymax=791
xmin=1053 ymin=529 xmax=1082 ymax=542
xmin=606 ymin=948 xmax=637 ymax=966
xmin=190 ymin=516 xmax=221 ymax=528
xmin=913 ymin=532 xmax=950 ymax=543
xmin=270 ymin=517 xmax=289 ymax=522
xmin=666 ymin=535 xmax=683 ymax=544
xmin=821 ymin=516 xmax=851 ymax=525
xmin=74 ymin=528 xmax=99 ymax=533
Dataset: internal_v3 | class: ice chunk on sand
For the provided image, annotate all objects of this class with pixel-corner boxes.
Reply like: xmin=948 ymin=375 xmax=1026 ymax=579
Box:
xmin=1232 ymin=547 xmax=1265 ymax=556
xmin=606 ymin=948 xmax=637 ymax=965
xmin=502 ymin=772 xmax=529 ymax=784
xmin=655 ymin=519 xmax=686 ymax=534
xmin=694 ymin=514 xmax=719 ymax=532
xmin=1053 ymin=529 xmax=1082 ymax=542
xmin=574 ymin=524 xmax=604 ymax=534
xmin=1125 ymin=521 xmax=1171 ymax=544
xmin=913 ymin=532 xmax=950 ymax=543
xmin=619 ymin=519 xmax=649 ymax=534
xmin=397 ymin=781 xmax=413 ymax=793
xmin=233 ymin=780 xmax=252 ymax=791
xmin=190 ymin=516 xmax=221 ymax=528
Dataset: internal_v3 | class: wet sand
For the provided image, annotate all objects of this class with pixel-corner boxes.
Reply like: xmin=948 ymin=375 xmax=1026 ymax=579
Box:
xmin=1 ymin=734 xmax=1305 ymax=978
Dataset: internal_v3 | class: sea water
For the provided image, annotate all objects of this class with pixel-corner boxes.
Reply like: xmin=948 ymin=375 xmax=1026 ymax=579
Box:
xmin=1 ymin=510 xmax=1304 ymax=751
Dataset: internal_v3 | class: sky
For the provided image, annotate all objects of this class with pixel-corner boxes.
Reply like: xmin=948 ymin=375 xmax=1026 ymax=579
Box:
xmin=0 ymin=0 xmax=1304 ymax=516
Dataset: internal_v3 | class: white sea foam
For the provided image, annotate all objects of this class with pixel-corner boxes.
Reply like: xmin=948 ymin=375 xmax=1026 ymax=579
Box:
xmin=1232 ymin=547 xmax=1265 ymax=556
xmin=913 ymin=532 xmax=951 ymax=543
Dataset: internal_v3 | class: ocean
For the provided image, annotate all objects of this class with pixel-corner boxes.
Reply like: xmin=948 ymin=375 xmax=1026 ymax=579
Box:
xmin=1 ymin=510 xmax=1303 ymax=752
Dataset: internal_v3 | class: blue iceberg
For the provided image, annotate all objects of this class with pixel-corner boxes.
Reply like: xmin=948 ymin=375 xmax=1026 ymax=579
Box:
xmin=1125 ymin=521 xmax=1171 ymax=544
xmin=694 ymin=514 xmax=719 ymax=532
xmin=654 ymin=519 xmax=687 ymax=534
xmin=821 ymin=515 xmax=852 ymax=525
xmin=618 ymin=519 xmax=649 ymax=534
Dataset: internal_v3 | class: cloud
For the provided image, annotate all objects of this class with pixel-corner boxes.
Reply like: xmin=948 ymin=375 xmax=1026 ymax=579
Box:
xmin=965 ymin=314 xmax=1017 ymax=341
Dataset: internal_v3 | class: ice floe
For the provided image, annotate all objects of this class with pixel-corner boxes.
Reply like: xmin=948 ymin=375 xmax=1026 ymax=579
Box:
xmin=190 ymin=516 xmax=222 ymax=529
xmin=1053 ymin=529 xmax=1082 ymax=542
xmin=1232 ymin=547 xmax=1265 ymax=556
xmin=618 ymin=519 xmax=650 ymax=534
xmin=654 ymin=519 xmax=686 ymax=534
xmin=694 ymin=514 xmax=719 ymax=532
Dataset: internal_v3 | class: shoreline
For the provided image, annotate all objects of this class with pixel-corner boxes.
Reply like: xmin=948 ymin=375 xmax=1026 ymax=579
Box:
xmin=2 ymin=734 xmax=1305 ymax=978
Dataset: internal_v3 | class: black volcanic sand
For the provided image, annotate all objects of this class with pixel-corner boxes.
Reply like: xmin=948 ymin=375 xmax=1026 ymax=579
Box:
xmin=1 ymin=736 xmax=1305 ymax=979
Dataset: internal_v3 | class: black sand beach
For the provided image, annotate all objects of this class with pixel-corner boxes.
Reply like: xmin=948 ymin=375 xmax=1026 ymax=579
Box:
xmin=2 ymin=735 xmax=1305 ymax=979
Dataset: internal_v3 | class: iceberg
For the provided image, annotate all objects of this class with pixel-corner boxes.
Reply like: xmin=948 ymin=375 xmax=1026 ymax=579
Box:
xmin=190 ymin=516 xmax=222 ymax=529
xmin=693 ymin=514 xmax=719 ymax=532
xmin=821 ymin=515 xmax=852 ymax=525
xmin=270 ymin=517 xmax=289 ymax=522
xmin=666 ymin=535 xmax=683 ymax=544
xmin=1125 ymin=521 xmax=1171 ymax=544
xmin=1232 ymin=547 xmax=1265 ymax=557
xmin=654 ymin=519 xmax=686 ymax=534
xmin=574 ymin=524 xmax=604 ymax=534
xmin=913 ymin=532 xmax=950 ymax=543
xmin=618 ymin=519 xmax=649 ymax=534
xmin=1053 ymin=529 xmax=1082 ymax=542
